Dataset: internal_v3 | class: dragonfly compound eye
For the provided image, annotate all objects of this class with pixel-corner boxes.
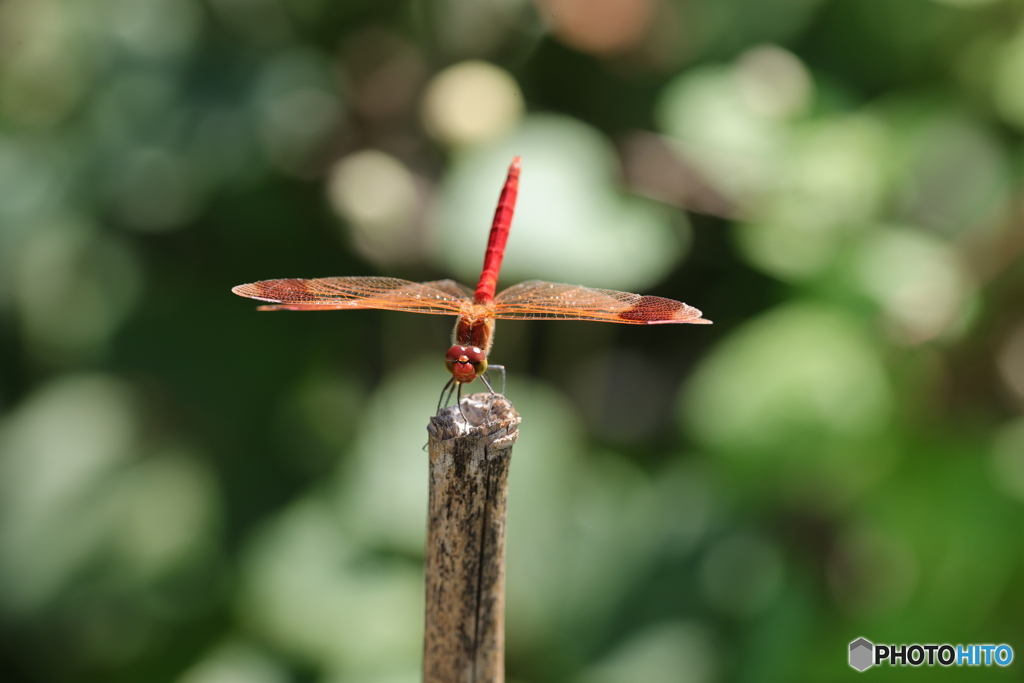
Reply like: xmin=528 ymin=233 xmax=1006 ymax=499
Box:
xmin=445 ymin=345 xmax=467 ymax=366
xmin=444 ymin=345 xmax=487 ymax=382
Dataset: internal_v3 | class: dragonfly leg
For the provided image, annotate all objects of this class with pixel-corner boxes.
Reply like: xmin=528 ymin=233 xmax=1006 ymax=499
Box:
xmin=479 ymin=370 xmax=503 ymax=421
xmin=479 ymin=372 xmax=497 ymax=396
xmin=437 ymin=377 xmax=457 ymax=414
xmin=484 ymin=364 xmax=506 ymax=396
xmin=456 ymin=382 xmax=468 ymax=422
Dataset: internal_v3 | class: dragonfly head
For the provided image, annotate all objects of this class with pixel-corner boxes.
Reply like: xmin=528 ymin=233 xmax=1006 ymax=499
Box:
xmin=445 ymin=345 xmax=487 ymax=384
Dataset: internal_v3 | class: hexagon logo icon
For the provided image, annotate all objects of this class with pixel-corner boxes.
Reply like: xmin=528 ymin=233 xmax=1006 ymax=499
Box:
xmin=849 ymin=637 xmax=874 ymax=671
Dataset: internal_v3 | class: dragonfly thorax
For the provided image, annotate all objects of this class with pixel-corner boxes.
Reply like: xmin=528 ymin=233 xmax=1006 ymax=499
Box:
xmin=445 ymin=345 xmax=487 ymax=383
xmin=453 ymin=315 xmax=494 ymax=351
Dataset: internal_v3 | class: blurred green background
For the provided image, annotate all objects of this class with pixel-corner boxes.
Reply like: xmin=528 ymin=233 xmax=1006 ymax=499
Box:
xmin=2 ymin=0 xmax=1024 ymax=681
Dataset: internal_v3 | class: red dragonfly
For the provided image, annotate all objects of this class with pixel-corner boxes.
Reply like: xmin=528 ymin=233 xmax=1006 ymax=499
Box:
xmin=233 ymin=157 xmax=711 ymax=413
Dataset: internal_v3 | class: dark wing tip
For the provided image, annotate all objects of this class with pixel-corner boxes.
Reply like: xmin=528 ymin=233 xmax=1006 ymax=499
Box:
xmin=232 ymin=282 xmax=273 ymax=301
xmin=232 ymin=280 xmax=298 ymax=305
xmin=232 ymin=281 xmax=279 ymax=303
xmin=620 ymin=296 xmax=711 ymax=325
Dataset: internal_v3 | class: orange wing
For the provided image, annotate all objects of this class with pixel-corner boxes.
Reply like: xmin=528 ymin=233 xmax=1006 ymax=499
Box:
xmin=492 ymin=280 xmax=711 ymax=325
xmin=232 ymin=277 xmax=474 ymax=314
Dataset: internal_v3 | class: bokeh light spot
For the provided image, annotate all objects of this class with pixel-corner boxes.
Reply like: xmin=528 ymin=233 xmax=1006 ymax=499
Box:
xmin=576 ymin=621 xmax=716 ymax=683
xmin=113 ymin=452 xmax=220 ymax=579
xmin=0 ymin=0 xmax=92 ymax=128
xmin=327 ymin=150 xmax=422 ymax=266
xmin=239 ymin=498 xmax=422 ymax=674
xmin=994 ymin=28 xmax=1024 ymax=129
xmin=177 ymin=640 xmax=289 ymax=683
xmin=421 ymin=60 xmax=524 ymax=148
xmin=851 ymin=227 xmax=974 ymax=344
xmin=892 ymin=114 xmax=1011 ymax=239
xmin=733 ymin=45 xmax=812 ymax=121
xmin=0 ymin=375 xmax=138 ymax=611
xmin=253 ymin=49 xmax=343 ymax=174
xmin=535 ymin=0 xmax=655 ymax=56
xmin=736 ymin=115 xmax=887 ymax=281
xmin=682 ymin=304 xmax=892 ymax=459
xmin=657 ymin=65 xmax=787 ymax=202
xmin=15 ymin=218 xmax=142 ymax=361
xmin=103 ymin=0 xmax=201 ymax=59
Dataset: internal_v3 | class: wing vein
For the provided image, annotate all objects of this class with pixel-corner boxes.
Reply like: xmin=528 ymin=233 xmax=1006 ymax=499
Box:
xmin=492 ymin=280 xmax=710 ymax=325
xmin=232 ymin=277 xmax=473 ymax=315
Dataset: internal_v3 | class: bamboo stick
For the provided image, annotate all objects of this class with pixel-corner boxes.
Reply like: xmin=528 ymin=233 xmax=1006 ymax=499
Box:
xmin=423 ymin=393 xmax=520 ymax=683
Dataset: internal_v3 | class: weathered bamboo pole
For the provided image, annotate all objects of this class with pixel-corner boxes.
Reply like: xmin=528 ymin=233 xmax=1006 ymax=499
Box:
xmin=423 ymin=393 xmax=521 ymax=683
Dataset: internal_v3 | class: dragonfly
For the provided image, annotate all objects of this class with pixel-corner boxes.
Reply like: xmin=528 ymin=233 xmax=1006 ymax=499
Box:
xmin=233 ymin=157 xmax=711 ymax=416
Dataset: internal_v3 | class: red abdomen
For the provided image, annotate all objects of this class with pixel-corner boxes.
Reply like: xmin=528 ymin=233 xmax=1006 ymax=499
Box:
xmin=474 ymin=157 xmax=521 ymax=303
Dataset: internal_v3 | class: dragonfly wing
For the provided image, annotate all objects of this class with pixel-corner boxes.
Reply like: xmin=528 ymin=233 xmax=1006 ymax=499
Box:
xmin=492 ymin=280 xmax=711 ymax=324
xmin=428 ymin=279 xmax=476 ymax=299
xmin=232 ymin=277 xmax=472 ymax=315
